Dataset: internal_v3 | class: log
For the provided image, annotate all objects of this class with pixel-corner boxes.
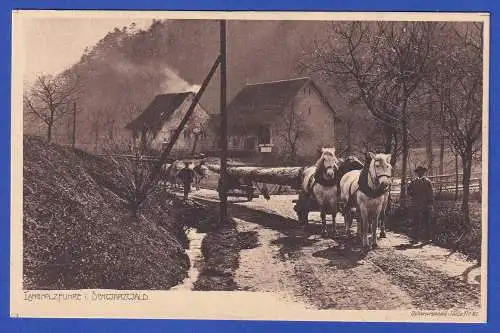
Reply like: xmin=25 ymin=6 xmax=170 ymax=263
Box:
xmin=207 ymin=164 xmax=304 ymax=187
xmin=206 ymin=155 xmax=364 ymax=189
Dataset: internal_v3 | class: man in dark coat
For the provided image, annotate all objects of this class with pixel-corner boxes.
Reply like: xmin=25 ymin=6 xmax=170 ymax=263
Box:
xmin=177 ymin=161 xmax=196 ymax=201
xmin=408 ymin=166 xmax=434 ymax=243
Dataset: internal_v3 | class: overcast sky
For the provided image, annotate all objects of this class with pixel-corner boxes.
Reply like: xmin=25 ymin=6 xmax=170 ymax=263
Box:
xmin=22 ymin=17 xmax=153 ymax=83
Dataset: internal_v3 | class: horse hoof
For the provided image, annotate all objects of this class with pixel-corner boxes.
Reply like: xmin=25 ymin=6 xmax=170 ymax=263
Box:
xmin=379 ymin=232 xmax=386 ymax=239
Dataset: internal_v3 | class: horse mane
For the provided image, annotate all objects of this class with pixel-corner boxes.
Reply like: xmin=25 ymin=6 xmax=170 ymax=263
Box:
xmin=313 ymin=154 xmax=325 ymax=169
xmin=358 ymin=155 xmax=387 ymax=198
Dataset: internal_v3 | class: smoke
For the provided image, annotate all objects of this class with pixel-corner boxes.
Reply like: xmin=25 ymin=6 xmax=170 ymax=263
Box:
xmin=110 ymin=60 xmax=200 ymax=93
xmin=162 ymin=67 xmax=200 ymax=93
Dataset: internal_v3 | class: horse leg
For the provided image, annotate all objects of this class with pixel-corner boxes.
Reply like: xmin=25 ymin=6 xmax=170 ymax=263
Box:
xmin=371 ymin=213 xmax=379 ymax=249
xmin=348 ymin=207 xmax=356 ymax=236
xmin=344 ymin=206 xmax=352 ymax=235
xmin=320 ymin=208 xmax=328 ymax=237
xmin=379 ymin=213 xmax=386 ymax=239
xmin=355 ymin=207 xmax=361 ymax=239
xmin=330 ymin=200 xmax=337 ymax=237
xmin=359 ymin=207 xmax=369 ymax=249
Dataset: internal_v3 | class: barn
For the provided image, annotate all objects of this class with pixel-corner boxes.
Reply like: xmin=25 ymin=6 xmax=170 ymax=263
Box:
xmin=202 ymin=77 xmax=338 ymax=164
xmin=125 ymin=92 xmax=210 ymax=154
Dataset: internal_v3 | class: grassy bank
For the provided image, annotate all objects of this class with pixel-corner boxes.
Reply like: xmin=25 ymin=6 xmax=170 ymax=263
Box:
xmin=387 ymin=200 xmax=482 ymax=261
xmin=23 ymin=136 xmax=191 ymax=290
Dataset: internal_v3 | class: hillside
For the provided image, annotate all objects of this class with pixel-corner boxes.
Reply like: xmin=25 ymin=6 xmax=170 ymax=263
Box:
xmin=23 ymin=135 xmax=190 ymax=289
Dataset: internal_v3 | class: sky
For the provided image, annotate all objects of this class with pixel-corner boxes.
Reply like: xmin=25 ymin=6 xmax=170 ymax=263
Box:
xmin=22 ymin=17 xmax=153 ymax=83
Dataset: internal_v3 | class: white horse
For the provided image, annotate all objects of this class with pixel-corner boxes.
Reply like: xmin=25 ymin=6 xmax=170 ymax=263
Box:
xmin=340 ymin=152 xmax=392 ymax=249
xmin=299 ymin=147 xmax=341 ymax=237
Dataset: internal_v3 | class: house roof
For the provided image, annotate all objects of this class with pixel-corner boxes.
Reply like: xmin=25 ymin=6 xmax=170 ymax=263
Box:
xmin=220 ymin=77 xmax=336 ymax=131
xmin=125 ymin=92 xmax=194 ymax=132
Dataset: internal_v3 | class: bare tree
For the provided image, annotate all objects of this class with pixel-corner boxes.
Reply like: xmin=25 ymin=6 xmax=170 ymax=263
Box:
xmin=298 ymin=21 xmax=441 ymax=203
xmin=23 ymin=73 xmax=81 ymax=143
xmin=428 ymin=23 xmax=483 ymax=224
xmin=279 ymin=104 xmax=310 ymax=163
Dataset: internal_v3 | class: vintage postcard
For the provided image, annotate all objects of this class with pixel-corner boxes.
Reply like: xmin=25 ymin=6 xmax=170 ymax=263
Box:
xmin=11 ymin=10 xmax=488 ymax=322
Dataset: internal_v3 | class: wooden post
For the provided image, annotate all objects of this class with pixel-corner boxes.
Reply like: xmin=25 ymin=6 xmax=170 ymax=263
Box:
xmin=455 ymin=153 xmax=459 ymax=201
xmin=72 ymin=101 xmax=76 ymax=148
xmin=219 ymin=20 xmax=228 ymax=224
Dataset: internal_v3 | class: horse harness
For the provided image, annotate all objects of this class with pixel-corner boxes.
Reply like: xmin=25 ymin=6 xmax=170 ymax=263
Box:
xmin=303 ymin=164 xmax=339 ymax=202
xmin=357 ymin=159 xmax=391 ymax=199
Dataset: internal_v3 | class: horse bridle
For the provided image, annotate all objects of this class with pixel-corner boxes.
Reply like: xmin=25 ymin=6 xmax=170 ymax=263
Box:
xmin=370 ymin=161 xmax=391 ymax=189
xmin=322 ymin=158 xmax=340 ymax=176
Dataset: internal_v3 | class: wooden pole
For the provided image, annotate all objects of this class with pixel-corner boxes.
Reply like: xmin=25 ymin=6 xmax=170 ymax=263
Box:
xmin=219 ymin=20 xmax=228 ymax=224
xmin=455 ymin=153 xmax=459 ymax=201
xmin=142 ymin=55 xmax=222 ymax=192
xmin=72 ymin=101 xmax=76 ymax=148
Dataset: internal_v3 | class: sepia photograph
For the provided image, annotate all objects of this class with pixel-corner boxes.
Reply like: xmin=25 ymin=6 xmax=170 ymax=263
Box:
xmin=11 ymin=10 xmax=488 ymax=322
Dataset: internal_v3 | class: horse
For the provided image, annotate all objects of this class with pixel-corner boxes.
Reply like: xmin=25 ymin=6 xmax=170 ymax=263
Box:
xmin=340 ymin=152 xmax=392 ymax=250
xmin=298 ymin=147 xmax=341 ymax=237
xmin=193 ymin=161 xmax=209 ymax=190
xmin=161 ymin=160 xmax=186 ymax=190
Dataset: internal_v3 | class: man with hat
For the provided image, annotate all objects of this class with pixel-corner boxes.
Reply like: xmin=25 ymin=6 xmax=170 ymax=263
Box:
xmin=177 ymin=161 xmax=196 ymax=201
xmin=407 ymin=165 xmax=434 ymax=243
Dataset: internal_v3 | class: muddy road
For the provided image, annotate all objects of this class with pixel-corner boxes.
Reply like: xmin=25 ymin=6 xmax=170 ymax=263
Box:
xmin=189 ymin=189 xmax=482 ymax=311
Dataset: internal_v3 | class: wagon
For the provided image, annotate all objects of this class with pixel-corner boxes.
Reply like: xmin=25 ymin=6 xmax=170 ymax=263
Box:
xmin=292 ymin=191 xmax=346 ymax=225
xmin=217 ymin=175 xmax=259 ymax=201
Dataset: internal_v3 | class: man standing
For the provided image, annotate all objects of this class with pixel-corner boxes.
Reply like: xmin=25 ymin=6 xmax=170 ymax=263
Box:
xmin=408 ymin=166 xmax=434 ymax=243
xmin=177 ymin=161 xmax=196 ymax=201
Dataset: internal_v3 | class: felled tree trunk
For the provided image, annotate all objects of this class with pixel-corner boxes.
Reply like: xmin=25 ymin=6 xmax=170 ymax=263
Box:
xmin=207 ymin=156 xmax=365 ymax=190
xmin=207 ymin=164 xmax=304 ymax=188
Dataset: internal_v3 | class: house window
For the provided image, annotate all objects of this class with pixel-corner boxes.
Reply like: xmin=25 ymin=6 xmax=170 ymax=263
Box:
xmin=258 ymin=126 xmax=271 ymax=145
xmin=231 ymin=137 xmax=239 ymax=148
xmin=244 ymin=137 xmax=256 ymax=150
xmin=308 ymin=107 xmax=311 ymax=115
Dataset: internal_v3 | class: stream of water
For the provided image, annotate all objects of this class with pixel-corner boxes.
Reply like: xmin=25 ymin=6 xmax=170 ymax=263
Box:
xmin=171 ymin=228 xmax=207 ymax=290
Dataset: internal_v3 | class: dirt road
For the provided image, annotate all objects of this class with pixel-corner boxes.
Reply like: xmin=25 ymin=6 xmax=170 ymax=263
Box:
xmin=190 ymin=189 xmax=482 ymax=310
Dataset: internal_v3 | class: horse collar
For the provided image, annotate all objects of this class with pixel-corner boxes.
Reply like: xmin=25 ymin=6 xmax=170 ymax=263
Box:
xmin=316 ymin=177 xmax=336 ymax=187
xmin=313 ymin=167 xmax=336 ymax=187
xmin=358 ymin=161 xmax=389 ymax=198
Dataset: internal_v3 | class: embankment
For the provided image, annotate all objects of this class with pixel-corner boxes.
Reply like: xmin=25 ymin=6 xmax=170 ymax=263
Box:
xmin=23 ymin=136 xmax=190 ymax=290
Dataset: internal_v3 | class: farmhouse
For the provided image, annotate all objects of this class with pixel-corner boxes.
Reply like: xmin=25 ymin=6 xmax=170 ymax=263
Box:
xmin=203 ymin=77 xmax=338 ymax=163
xmin=125 ymin=92 xmax=210 ymax=154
